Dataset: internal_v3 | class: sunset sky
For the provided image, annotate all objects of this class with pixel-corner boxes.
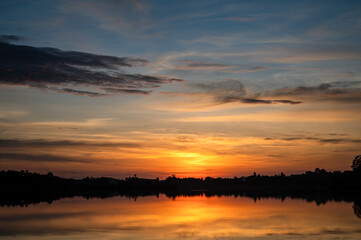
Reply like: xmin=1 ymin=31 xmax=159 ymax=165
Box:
xmin=0 ymin=0 xmax=360 ymax=178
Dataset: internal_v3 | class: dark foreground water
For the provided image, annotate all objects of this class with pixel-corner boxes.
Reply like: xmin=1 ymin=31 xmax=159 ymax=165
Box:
xmin=0 ymin=195 xmax=360 ymax=240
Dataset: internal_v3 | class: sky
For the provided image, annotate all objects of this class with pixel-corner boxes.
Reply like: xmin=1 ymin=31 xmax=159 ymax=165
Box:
xmin=0 ymin=0 xmax=361 ymax=179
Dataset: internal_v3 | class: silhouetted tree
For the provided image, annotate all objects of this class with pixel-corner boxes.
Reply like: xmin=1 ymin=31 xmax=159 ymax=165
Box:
xmin=353 ymin=200 xmax=361 ymax=218
xmin=351 ymin=155 xmax=361 ymax=172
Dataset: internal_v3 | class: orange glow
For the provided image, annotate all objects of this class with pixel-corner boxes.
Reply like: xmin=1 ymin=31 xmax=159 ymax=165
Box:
xmin=0 ymin=196 xmax=360 ymax=239
xmin=1 ymin=130 xmax=359 ymax=178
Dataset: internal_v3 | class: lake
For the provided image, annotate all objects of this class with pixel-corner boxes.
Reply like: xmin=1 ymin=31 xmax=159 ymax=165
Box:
xmin=0 ymin=195 xmax=360 ymax=239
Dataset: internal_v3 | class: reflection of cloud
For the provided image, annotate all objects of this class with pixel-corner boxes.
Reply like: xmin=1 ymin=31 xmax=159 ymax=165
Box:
xmin=0 ymin=195 xmax=360 ymax=238
xmin=0 ymin=41 xmax=183 ymax=97
xmin=0 ymin=211 xmax=94 ymax=222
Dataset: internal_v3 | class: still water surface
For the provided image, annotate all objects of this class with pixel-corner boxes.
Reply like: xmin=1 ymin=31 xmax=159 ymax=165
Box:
xmin=0 ymin=195 xmax=360 ymax=239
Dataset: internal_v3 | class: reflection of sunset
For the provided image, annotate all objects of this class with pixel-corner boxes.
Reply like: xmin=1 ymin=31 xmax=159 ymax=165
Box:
xmin=0 ymin=196 xmax=360 ymax=240
xmin=1 ymin=1 xmax=360 ymax=239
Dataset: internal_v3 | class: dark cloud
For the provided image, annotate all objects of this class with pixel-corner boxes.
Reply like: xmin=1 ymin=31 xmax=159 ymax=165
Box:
xmin=190 ymin=79 xmax=302 ymax=105
xmin=316 ymin=138 xmax=361 ymax=144
xmin=102 ymin=87 xmax=152 ymax=95
xmin=0 ymin=153 xmax=91 ymax=163
xmin=241 ymin=98 xmax=272 ymax=104
xmin=0 ymin=34 xmax=23 ymax=43
xmin=61 ymin=88 xmax=108 ymax=97
xmin=274 ymin=100 xmax=302 ymax=104
xmin=0 ymin=42 xmax=183 ymax=96
xmin=265 ymin=137 xmax=361 ymax=144
xmin=231 ymin=98 xmax=301 ymax=105
xmin=0 ymin=139 xmax=141 ymax=148
xmin=176 ymin=79 xmax=360 ymax=105
xmin=268 ymin=81 xmax=361 ymax=102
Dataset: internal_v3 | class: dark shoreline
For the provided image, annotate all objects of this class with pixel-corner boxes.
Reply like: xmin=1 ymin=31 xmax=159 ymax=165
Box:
xmin=1 ymin=169 xmax=361 ymax=209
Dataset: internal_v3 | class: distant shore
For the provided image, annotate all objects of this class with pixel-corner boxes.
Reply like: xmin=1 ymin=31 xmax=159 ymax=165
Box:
xmin=1 ymin=169 xmax=360 ymax=207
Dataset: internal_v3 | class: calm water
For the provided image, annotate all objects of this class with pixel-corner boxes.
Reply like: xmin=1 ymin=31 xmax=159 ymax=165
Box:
xmin=0 ymin=195 xmax=360 ymax=240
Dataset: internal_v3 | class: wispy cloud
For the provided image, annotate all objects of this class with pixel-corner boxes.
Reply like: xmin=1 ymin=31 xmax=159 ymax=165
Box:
xmin=265 ymin=137 xmax=361 ymax=144
xmin=0 ymin=153 xmax=91 ymax=163
xmin=173 ymin=60 xmax=268 ymax=73
xmin=266 ymin=81 xmax=361 ymax=103
xmin=187 ymin=79 xmax=302 ymax=105
xmin=0 ymin=139 xmax=141 ymax=148
xmin=60 ymin=88 xmax=108 ymax=97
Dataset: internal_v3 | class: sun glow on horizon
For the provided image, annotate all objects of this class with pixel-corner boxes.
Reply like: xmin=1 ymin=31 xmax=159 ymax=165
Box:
xmin=0 ymin=0 xmax=360 ymax=179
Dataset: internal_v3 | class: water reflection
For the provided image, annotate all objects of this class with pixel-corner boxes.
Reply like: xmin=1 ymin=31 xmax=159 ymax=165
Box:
xmin=0 ymin=196 xmax=360 ymax=239
xmin=354 ymin=200 xmax=361 ymax=218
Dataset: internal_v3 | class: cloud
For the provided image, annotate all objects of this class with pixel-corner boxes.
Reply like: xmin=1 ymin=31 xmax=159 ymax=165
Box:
xmin=270 ymin=81 xmax=361 ymax=95
xmin=266 ymin=228 xmax=361 ymax=237
xmin=0 ymin=153 xmax=91 ymax=163
xmin=165 ymin=79 xmax=360 ymax=105
xmin=240 ymin=99 xmax=302 ymax=104
xmin=267 ymin=81 xmax=361 ymax=103
xmin=189 ymin=79 xmax=302 ymax=105
xmin=240 ymin=98 xmax=272 ymax=104
xmin=0 ymin=139 xmax=141 ymax=148
xmin=190 ymin=79 xmax=246 ymax=101
xmin=265 ymin=137 xmax=361 ymax=144
xmin=102 ymin=88 xmax=152 ymax=95
xmin=0 ymin=42 xmax=183 ymax=96
xmin=273 ymin=100 xmax=302 ymax=104
xmin=60 ymin=88 xmax=108 ymax=97
xmin=173 ymin=60 xmax=268 ymax=73
xmin=0 ymin=34 xmax=24 ymax=43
